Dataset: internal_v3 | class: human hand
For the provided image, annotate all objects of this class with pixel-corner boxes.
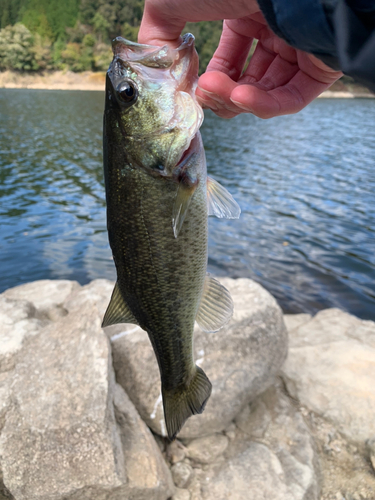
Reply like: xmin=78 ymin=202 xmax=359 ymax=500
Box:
xmin=139 ymin=1 xmax=343 ymax=119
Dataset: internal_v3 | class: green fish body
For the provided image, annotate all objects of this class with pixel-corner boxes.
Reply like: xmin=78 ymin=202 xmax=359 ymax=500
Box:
xmin=103 ymin=34 xmax=240 ymax=439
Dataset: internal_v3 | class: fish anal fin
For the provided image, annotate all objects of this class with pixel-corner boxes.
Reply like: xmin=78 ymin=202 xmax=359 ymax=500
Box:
xmin=162 ymin=365 xmax=212 ymax=440
xmin=102 ymin=282 xmax=138 ymax=327
xmin=207 ymin=176 xmax=241 ymax=219
xmin=196 ymin=274 xmax=233 ymax=333
xmin=172 ymin=182 xmax=196 ymax=238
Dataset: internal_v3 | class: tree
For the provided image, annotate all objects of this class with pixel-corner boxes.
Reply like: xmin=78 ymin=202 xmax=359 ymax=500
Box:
xmin=92 ymin=11 xmax=110 ymax=42
xmin=61 ymin=41 xmax=93 ymax=71
xmin=20 ymin=0 xmax=79 ymax=41
xmin=0 ymin=0 xmax=26 ymax=29
xmin=0 ymin=23 xmax=39 ymax=70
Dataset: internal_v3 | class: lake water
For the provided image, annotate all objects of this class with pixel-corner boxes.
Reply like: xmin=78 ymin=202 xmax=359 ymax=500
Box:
xmin=0 ymin=89 xmax=374 ymax=320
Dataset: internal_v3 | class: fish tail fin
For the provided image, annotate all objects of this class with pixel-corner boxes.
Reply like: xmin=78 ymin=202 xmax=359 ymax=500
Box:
xmin=162 ymin=366 xmax=212 ymax=441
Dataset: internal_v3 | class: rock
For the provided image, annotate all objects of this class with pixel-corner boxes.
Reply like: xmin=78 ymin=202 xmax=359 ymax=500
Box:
xmin=285 ymin=398 xmax=375 ymax=498
xmin=167 ymin=440 xmax=187 ymax=464
xmin=235 ymin=399 xmax=271 ymax=438
xmin=171 ymin=462 xmax=194 ymax=488
xmin=0 ymin=302 xmax=174 ymax=500
xmin=366 ymin=438 xmax=375 ymax=473
xmin=173 ymin=488 xmax=191 ymax=500
xmin=111 ymin=278 xmax=288 ymax=438
xmin=0 ymin=374 xmax=11 ymax=432
xmin=113 ymin=383 xmax=175 ymax=498
xmin=202 ymin=442 xmax=293 ymax=500
xmin=282 ymin=308 xmax=375 ymax=444
xmin=283 ymin=313 xmax=312 ymax=333
xmin=0 ymin=296 xmax=44 ymax=372
xmin=63 ymin=279 xmax=113 ymax=318
xmin=3 ymin=280 xmax=80 ymax=318
xmin=64 ymin=278 xmax=141 ymax=341
xmin=186 ymin=434 xmax=228 ymax=464
xmin=188 ymin=381 xmax=320 ymax=500
xmin=224 ymin=423 xmax=236 ymax=440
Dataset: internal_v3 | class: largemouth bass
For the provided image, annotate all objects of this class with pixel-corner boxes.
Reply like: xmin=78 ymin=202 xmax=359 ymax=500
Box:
xmin=102 ymin=34 xmax=240 ymax=440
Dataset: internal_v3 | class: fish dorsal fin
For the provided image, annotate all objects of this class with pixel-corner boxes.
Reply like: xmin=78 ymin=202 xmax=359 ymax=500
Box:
xmin=196 ymin=274 xmax=233 ymax=333
xmin=207 ymin=176 xmax=241 ymax=219
xmin=102 ymin=282 xmax=138 ymax=327
xmin=172 ymin=183 xmax=196 ymax=238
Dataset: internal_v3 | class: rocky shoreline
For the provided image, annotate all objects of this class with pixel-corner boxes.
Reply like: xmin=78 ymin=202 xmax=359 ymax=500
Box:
xmin=0 ymin=70 xmax=374 ymax=99
xmin=1 ymin=278 xmax=374 ymax=500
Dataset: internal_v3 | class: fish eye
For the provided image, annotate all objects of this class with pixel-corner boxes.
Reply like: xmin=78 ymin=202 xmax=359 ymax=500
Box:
xmin=116 ymin=81 xmax=138 ymax=106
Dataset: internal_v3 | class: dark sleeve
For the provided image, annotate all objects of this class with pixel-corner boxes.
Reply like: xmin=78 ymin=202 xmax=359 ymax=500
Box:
xmin=257 ymin=0 xmax=375 ymax=92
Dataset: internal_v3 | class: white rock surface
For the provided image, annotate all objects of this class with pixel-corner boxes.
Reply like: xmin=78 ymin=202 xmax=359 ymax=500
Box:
xmin=186 ymin=382 xmax=319 ymax=500
xmin=111 ymin=278 xmax=288 ymax=438
xmin=64 ymin=278 xmax=113 ymax=318
xmin=186 ymin=434 xmax=229 ymax=464
xmin=4 ymin=279 xmax=373 ymax=500
xmin=3 ymin=279 xmax=80 ymax=313
xmin=282 ymin=308 xmax=375 ymax=444
xmin=0 ymin=299 xmax=174 ymax=500
xmin=171 ymin=462 xmax=195 ymax=489
xmin=283 ymin=313 xmax=312 ymax=332
xmin=0 ymin=296 xmax=44 ymax=372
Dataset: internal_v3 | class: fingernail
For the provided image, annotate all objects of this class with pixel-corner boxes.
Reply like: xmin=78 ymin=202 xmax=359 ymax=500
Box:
xmin=198 ymin=87 xmax=224 ymax=104
xmin=197 ymin=86 xmax=214 ymax=95
xmin=230 ymin=99 xmax=253 ymax=113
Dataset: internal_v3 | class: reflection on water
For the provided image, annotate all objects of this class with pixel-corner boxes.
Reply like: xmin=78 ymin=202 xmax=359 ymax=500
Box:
xmin=0 ymin=89 xmax=374 ymax=319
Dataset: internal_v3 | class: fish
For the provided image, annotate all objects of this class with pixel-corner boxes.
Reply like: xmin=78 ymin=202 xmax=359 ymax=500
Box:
xmin=102 ymin=33 xmax=240 ymax=440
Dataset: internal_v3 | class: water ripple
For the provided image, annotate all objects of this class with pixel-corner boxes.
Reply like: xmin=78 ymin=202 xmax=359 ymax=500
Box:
xmin=0 ymin=90 xmax=374 ymax=319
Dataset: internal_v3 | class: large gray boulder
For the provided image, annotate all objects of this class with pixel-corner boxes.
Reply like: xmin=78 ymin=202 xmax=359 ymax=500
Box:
xmin=3 ymin=279 xmax=80 ymax=319
xmin=0 ymin=296 xmax=44 ymax=373
xmin=282 ymin=308 xmax=375 ymax=445
xmin=64 ymin=279 xmax=113 ymax=319
xmin=168 ymin=380 xmax=320 ymax=500
xmin=110 ymin=278 xmax=288 ymax=438
xmin=0 ymin=294 xmax=174 ymax=500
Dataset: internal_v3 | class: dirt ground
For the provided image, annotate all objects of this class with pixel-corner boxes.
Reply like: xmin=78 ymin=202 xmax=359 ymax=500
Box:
xmin=0 ymin=70 xmax=105 ymax=91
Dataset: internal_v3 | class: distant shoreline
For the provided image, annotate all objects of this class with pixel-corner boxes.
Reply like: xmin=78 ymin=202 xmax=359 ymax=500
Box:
xmin=1 ymin=70 xmax=374 ymax=98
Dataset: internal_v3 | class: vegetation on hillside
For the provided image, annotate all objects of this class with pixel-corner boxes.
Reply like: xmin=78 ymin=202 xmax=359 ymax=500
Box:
xmin=0 ymin=0 xmax=223 ymax=73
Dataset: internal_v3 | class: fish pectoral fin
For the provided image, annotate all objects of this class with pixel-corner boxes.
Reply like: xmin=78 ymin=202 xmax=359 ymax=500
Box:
xmin=102 ymin=282 xmax=138 ymax=327
xmin=172 ymin=182 xmax=196 ymax=238
xmin=196 ymin=274 xmax=234 ymax=332
xmin=162 ymin=365 xmax=212 ymax=440
xmin=207 ymin=176 xmax=241 ymax=219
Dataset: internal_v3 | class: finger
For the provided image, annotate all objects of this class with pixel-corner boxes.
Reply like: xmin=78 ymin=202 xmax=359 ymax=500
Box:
xmin=206 ymin=21 xmax=254 ymax=81
xmin=241 ymin=53 xmax=299 ymax=90
xmin=197 ymin=91 xmax=242 ymax=118
xmin=138 ymin=2 xmax=184 ymax=47
xmin=230 ymin=69 xmax=341 ymax=119
xmin=138 ymin=0 xmax=259 ymax=46
xmin=197 ymin=70 xmax=238 ymax=110
xmin=239 ymin=39 xmax=276 ymax=84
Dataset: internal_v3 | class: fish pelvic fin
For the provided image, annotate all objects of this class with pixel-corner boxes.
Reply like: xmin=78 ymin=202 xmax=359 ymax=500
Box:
xmin=162 ymin=365 xmax=212 ymax=440
xmin=196 ymin=274 xmax=233 ymax=333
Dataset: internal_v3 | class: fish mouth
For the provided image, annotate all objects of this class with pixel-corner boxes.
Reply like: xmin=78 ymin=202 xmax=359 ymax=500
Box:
xmin=176 ymin=134 xmax=200 ymax=167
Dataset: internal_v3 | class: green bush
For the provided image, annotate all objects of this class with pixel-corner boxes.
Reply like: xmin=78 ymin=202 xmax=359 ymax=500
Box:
xmin=93 ymin=41 xmax=112 ymax=71
xmin=61 ymin=41 xmax=93 ymax=71
xmin=0 ymin=23 xmax=39 ymax=70
xmin=121 ymin=22 xmax=138 ymax=42
xmin=32 ymin=31 xmax=52 ymax=69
